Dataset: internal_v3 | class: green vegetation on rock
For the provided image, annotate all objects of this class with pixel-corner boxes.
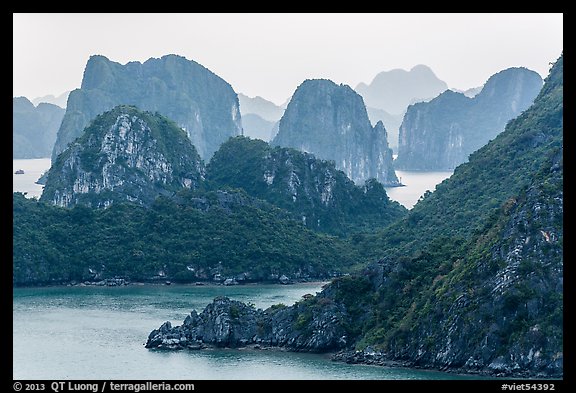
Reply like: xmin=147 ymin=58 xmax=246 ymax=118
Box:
xmin=13 ymin=97 xmax=65 ymax=159
xmin=323 ymin=54 xmax=563 ymax=377
xmin=14 ymin=188 xmax=358 ymax=285
xmin=395 ymin=67 xmax=543 ymax=170
xmin=41 ymin=105 xmax=204 ymax=208
xmin=206 ymin=136 xmax=407 ymax=236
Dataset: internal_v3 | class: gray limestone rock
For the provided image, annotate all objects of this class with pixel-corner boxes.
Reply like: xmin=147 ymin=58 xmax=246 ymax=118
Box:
xmin=272 ymin=79 xmax=400 ymax=186
xmin=52 ymin=54 xmax=242 ymax=162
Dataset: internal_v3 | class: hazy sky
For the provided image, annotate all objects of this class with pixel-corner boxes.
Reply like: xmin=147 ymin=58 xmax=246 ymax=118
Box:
xmin=13 ymin=13 xmax=563 ymax=106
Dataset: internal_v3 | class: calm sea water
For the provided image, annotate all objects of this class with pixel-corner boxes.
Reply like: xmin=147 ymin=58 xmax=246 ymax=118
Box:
xmin=12 ymin=159 xmax=452 ymax=209
xmin=385 ymin=170 xmax=453 ymax=209
xmin=13 ymin=284 xmax=480 ymax=380
xmin=12 ymin=158 xmax=51 ymax=199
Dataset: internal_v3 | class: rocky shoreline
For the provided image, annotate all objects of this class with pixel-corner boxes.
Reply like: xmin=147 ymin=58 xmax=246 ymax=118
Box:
xmin=330 ymin=349 xmax=562 ymax=379
xmin=145 ymin=295 xmax=562 ymax=380
xmin=145 ymin=296 xmax=348 ymax=352
xmin=13 ymin=277 xmax=330 ymax=289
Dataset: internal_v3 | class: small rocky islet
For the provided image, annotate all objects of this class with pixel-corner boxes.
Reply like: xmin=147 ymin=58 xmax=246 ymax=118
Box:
xmin=145 ymin=295 xmax=348 ymax=353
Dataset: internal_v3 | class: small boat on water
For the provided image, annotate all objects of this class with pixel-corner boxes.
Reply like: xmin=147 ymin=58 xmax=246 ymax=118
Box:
xmin=15 ymin=169 xmax=25 ymax=175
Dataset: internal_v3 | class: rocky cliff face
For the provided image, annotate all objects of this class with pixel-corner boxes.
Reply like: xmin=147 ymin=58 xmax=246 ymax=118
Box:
xmin=146 ymin=295 xmax=349 ymax=352
xmin=365 ymin=107 xmax=404 ymax=152
xmin=395 ymin=67 xmax=543 ymax=170
xmin=41 ymin=105 xmax=204 ymax=208
xmin=206 ymin=136 xmax=406 ymax=236
xmin=335 ymin=56 xmax=563 ymax=378
xmin=13 ymin=97 xmax=64 ymax=158
xmin=52 ymin=54 xmax=242 ymax=161
xmin=339 ymin=149 xmax=562 ymax=378
xmin=272 ymin=79 xmax=400 ymax=186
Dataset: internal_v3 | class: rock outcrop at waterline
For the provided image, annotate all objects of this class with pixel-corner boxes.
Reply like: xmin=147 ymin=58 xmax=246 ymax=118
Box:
xmin=146 ymin=295 xmax=348 ymax=352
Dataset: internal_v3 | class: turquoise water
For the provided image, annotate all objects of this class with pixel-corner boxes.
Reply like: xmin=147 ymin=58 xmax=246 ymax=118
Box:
xmin=13 ymin=284 xmax=479 ymax=380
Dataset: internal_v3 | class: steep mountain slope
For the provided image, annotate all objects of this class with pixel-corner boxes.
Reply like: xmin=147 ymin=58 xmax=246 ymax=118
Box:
xmin=52 ymin=54 xmax=242 ymax=161
xmin=395 ymin=67 xmax=543 ymax=170
xmin=272 ymin=79 xmax=400 ymax=186
xmin=41 ymin=105 xmax=204 ymax=208
xmin=365 ymin=107 xmax=404 ymax=152
xmin=329 ymin=54 xmax=563 ymax=377
xmin=150 ymin=54 xmax=563 ymax=378
xmin=13 ymin=97 xmax=65 ymax=159
xmin=206 ymin=136 xmax=407 ymax=236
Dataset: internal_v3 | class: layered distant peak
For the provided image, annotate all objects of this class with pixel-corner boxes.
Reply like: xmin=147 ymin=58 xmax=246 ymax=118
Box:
xmin=52 ymin=54 xmax=242 ymax=161
xmin=355 ymin=65 xmax=448 ymax=115
xmin=410 ymin=63 xmax=438 ymax=75
xmin=272 ymin=79 xmax=400 ymax=186
xmin=13 ymin=96 xmax=35 ymax=111
xmin=13 ymin=97 xmax=65 ymax=159
xmin=238 ymin=93 xmax=284 ymax=122
xmin=42 ymin=105 xmax=204 ymax=208
xmin=237 ymin=93 xmax=284 ymax=141
xmin=32 ymin=91 xmax=70 ymax=108
xmin=395 ymin=67 xmax=544 ymax=171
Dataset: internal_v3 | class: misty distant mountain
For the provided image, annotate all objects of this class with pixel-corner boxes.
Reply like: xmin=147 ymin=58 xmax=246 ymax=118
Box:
xmin=355 ymin=65 xmax=449 ymax=153
xmin=355 ymin=64 xmax=448 ymax=116
xmin=272 ymin=79 xmax=400 ymax=186
xmin=238 ymin=93 xmax=284 ymax=122
xmin=395 ymin=67 xmax=544 ymax=170
xmin=13 ymin=97 xmax=65 ymax=159
xmin=32 ymin=91 xmax=70 ymax=108
xmin=452 ymin=85 xmax=484 ymax=98
xmin=237 ymin=93 xmax=284 ymax=141
xmin=52 ymin=54 xmax=242 ymax=161
xmin=241 ymin=113 xmax=276 ymax=141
